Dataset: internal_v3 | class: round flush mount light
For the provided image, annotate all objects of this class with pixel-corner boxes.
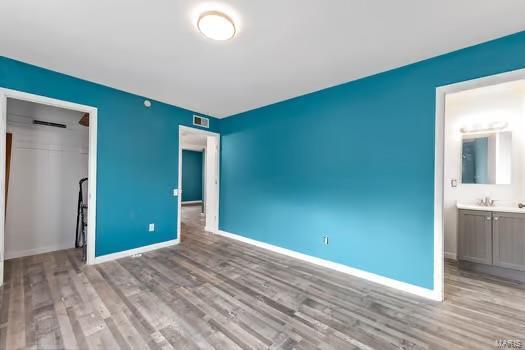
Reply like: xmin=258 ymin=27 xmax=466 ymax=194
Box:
xmin=197 ymin=11 xmax=236 ymax=41
xmin=144 ymin=100 xmax=151 ymax=107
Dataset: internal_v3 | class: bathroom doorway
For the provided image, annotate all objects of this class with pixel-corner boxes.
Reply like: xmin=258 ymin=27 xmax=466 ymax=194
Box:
xmin=434 ymin=68 xmax=525 ymax=300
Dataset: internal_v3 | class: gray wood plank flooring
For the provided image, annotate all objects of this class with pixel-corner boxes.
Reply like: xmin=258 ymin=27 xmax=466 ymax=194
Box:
xmin=1 ymin=205 xmax=524 ymax=349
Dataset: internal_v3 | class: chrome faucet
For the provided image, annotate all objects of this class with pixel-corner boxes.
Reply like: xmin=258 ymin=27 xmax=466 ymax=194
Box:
xmin=479 ymin=197 xmax=495 ymax=207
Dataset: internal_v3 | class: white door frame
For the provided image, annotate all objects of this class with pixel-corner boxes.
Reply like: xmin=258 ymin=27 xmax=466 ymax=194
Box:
xmin=0 ymin=88 xmax=98 ymax=285
xmin=433 ymin=68 xmax=525 ymax=301
xmin=178 ymin=125 xmax=220 ymax=240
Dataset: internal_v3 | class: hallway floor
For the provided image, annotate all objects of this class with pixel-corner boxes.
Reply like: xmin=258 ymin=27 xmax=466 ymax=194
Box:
xmin=0 ymin=206 xmax=524 ymax=349
xmin=181 ymin=204 xmax=205 ymax=241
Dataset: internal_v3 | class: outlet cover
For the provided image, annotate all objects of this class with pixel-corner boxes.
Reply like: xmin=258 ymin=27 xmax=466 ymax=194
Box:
xmin=149 ymin=223 xmax=155 ymax=232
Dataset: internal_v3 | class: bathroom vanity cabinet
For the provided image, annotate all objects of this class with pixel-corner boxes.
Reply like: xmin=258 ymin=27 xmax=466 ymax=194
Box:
xmin=458 ymin=209 xmax=525 ymax=279
xmin=492 ymin=212 xmax=525 ymax=271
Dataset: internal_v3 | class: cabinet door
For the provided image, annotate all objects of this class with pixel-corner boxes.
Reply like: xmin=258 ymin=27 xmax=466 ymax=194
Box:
xmin=458 ymin=210 xmax=492 ymax=265
xmin=493 ymin=212 xmax=525 ymax=271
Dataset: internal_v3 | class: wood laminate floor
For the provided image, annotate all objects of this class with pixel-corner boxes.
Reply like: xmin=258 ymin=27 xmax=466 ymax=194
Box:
xmin=1 ymin=205 xmax=524 ymax=349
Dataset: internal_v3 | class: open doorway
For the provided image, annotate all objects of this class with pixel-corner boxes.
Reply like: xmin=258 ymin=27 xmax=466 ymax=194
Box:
xmin=434 ymin=68 xmax=525 ymax=300
xmin=178 ymin=125 xmax=220 ymax=242
xmin=0 ymin=89 xmax=97 ymax=285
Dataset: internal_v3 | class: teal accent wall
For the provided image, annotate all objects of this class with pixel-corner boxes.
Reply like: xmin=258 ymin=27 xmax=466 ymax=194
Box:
xmin=2 ymin=31 xmax=524 ymax=288
xmin=219 ymin=32 xmax=525 ymax=290
xmin=182 ymin=150 xmax=203 ymax=202
xmin=0 ymin=57 xmax=219 ymax=256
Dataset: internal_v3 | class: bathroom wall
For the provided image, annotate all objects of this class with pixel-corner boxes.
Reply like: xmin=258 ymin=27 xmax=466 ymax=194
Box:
xmin=444 ymin=79 xmax=525 ymax=258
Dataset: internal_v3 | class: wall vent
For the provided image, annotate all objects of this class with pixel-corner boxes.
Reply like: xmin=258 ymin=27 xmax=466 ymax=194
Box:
xmin=33 ymin=120 xmax=66 ymax=128
xmin=193 ymin=115 xmax=209 ymax=128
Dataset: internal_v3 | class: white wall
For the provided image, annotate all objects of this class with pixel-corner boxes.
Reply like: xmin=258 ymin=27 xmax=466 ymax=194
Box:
xmin=5 ymin=99 xmax=88 ymax=259
xmin=444 ymin=80 xmax=525 ymax=258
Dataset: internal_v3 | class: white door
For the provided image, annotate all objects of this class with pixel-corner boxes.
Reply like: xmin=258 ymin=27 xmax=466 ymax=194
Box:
xmin=205 ymin=135 xmax=218 ymax=231
xmin=0 ymin=94 xmax=6 ymax=286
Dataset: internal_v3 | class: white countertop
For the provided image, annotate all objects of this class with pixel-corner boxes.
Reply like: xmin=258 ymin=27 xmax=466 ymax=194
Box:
xmin=457 ymin=202 xmax=525 ymax=214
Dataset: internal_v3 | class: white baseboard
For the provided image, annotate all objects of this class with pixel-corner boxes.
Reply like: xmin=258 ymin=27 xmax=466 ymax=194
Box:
xmin=182 ymin=200 xmax=203 ymax=205
xmin=5 ymin=243 xmax=75 ymax=260
xmin=215 ymin=229 xmax=442 ymax=301
xmin=445 ymin=251 xmax=457 ymax=260
xmin=204 ymin=226 xmax=217 ymax=233
xmin=94 ymin=238 xmax=180 ymax=264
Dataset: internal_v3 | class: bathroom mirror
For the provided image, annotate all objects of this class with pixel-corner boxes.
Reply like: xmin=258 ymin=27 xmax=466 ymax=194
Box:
xmin=461 ymin=131 xmax=512 ymax=184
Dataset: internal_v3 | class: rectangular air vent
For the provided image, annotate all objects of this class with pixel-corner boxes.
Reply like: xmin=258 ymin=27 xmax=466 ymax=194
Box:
xmin=33 ymin=120 xmax=66 ymax=128
xmin=193 ymin=115 xmax=209 ymax=128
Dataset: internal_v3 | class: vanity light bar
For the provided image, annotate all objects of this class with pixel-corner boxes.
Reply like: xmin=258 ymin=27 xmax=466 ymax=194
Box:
xmin=460 ymin=121 xmax=508 ymax=134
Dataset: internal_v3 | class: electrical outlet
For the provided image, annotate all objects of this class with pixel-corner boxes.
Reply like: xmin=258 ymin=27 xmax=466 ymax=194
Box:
xmin=149 ymin=223 xmax=155 ymax=232
xmin=173 ymin=188 xmax=178 ymax=196
xmin=323 ymin=236 xmax=329 ymax=245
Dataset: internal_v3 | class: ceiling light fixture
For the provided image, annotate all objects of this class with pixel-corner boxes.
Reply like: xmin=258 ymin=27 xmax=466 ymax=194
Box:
xmin=197 ymin=11 xmax=236 ymax=41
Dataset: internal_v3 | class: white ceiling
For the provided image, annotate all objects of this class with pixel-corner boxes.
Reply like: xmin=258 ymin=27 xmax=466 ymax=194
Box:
xmin=1 ymin=1 xmax=524 ymax=118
